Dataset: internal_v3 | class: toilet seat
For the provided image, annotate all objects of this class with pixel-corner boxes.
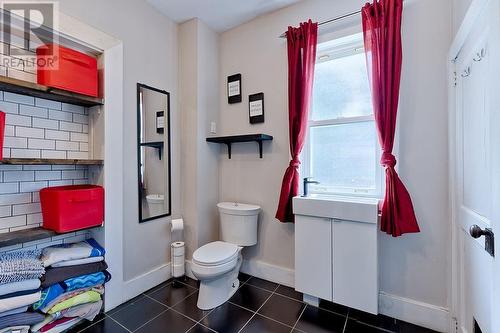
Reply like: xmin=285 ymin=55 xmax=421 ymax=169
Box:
xmin=193 ymin=241 xmax=239 ymax=266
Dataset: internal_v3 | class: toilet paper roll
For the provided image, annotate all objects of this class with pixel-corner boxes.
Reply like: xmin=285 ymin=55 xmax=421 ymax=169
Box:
xmin=171 ymin=242 xmax=185 ymax=256
xmin=171 ymin=219 xmax=184 ymax=233
xmin=172 ymin=263 xmax=185 ymax=277
xmin=172 ymin=255 xmax=184 ymax=266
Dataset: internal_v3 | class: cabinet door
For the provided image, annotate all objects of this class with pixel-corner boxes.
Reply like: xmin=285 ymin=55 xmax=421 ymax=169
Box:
xmin=295 ymin=215 xmax=332 ymax=301
xmin=333 ymin=219 xmax=378 ymax=314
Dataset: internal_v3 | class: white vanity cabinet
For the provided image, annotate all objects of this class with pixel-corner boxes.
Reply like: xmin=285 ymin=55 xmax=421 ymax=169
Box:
xmin=293 ymin=196 xmax=379 ymax=314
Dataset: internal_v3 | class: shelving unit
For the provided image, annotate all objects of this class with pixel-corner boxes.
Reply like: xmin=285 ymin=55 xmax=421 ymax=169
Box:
xmin=0 ymin=158 xmax=104 ymax=165
xmin=0 ymin=226 xmax=103 ymax=248
xmin=0 ymin=75 xmax=103 ymax=107
xmin=206 ymin=134 xmax=273 ymax=159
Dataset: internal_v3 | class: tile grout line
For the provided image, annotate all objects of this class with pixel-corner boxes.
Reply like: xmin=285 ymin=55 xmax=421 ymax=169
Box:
xmin=236 ymin=283 xmax=280 ymax=333
xmin=105 ymin=314 xmax=134 ymax=333
xmin=290 ymin=303 xmax=307 ymax=333
xmin=342 ymin=308 xmax=350 ymax=333
xmin=130 ymin=308 xmax=171 ymax=332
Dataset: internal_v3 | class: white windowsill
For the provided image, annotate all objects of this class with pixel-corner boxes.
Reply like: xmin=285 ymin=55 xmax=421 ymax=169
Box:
xmin=293 ymin=194 xmax=381 ymax=224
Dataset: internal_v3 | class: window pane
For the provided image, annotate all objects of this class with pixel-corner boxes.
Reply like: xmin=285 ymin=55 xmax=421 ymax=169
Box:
xmin=310 ymin=121 xmax=377 ymax=191
xmin=312 ymin=52 xmax=372 ymax=121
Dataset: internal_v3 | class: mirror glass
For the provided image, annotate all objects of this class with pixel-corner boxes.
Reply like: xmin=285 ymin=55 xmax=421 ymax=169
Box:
xmin=137 ymin=83 xmax=171 ymax=222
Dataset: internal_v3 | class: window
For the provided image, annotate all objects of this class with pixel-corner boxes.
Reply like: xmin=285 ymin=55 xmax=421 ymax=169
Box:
xmin=302 ymin=33 xmax=382 ymax=197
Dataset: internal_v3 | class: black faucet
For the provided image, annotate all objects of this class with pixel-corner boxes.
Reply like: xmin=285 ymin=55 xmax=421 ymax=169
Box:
xmin=303 ymin=177 xmax=320 ymax=197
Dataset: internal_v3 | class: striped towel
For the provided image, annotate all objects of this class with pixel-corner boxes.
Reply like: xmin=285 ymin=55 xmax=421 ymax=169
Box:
xmin=0 ymin=250 xmax=44 ymax=285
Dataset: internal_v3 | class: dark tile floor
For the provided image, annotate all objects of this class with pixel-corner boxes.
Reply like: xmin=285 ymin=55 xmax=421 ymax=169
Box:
xmin=68 ymin=273 xmax=440 ymax=333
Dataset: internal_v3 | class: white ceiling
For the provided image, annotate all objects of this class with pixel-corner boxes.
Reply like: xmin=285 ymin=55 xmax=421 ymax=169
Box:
xmin=147 ymin=0 xmax=301 ymax=32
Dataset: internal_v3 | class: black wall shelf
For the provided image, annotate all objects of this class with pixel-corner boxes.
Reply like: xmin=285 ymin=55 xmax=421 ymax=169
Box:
xmin=140 ymin=141 xmax=164 ymax=160
xmin=206 ymin=134 xmax=273 ymax=159
xmin=0 ymin=76 xmax=103 ymax=107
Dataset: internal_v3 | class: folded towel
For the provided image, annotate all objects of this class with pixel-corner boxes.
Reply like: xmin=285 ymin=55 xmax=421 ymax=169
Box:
xmin=39 ymin=317 xmax=81 ymax=333
xmin=47 ymin=290 xmax=102 ymax=314
xmin=0 ymin=325 xmax=29 ymax=333
xmin=0 ymin=307 xmax=28 ymax=319
xmin=0 ymin=292 xmax=41 ymax=313
xmin=0 ymin=250 xmax=44 ymax=285
xmin=53 ymin=300 xmax=102 ymax=322
xmin=41 ymin=261 xmax=108 ymax=288
xmin=0 ymin=289 xmax=41 ymax=301
xmin=0 ymin=312 xmax=45 ymax=330
xmin=41 ymin=239 xmax=105 ymax=267
xmin=40 ymin=286 xmax=104 ymax=314
xmin=29 ymin=315 xmax=53 ymax=333
xmin=34 ymin=271 xmax=110 ymax=311
xmin=51 ymin=256 xmax=104 ymax=268
xmin=0 ymin=280 xmax=40 ymax=297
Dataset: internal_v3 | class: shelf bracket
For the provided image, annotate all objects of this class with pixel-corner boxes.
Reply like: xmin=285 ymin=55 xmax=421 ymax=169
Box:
xmin=257 ymin=141 xmax=263 ymax=158
xmin=226 ymin=143 xmax=232 ymax=159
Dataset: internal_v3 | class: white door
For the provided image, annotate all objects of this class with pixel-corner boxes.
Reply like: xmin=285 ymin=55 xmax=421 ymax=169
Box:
xmin=452 ymin=1 xmax=500 ymax=332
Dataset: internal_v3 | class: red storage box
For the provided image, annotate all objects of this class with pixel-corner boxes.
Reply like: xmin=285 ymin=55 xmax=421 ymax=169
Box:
xmin=36 ymin=44 xmax=98 ymax=97
xmin=40 ymin=185 xmax=104 ymax=233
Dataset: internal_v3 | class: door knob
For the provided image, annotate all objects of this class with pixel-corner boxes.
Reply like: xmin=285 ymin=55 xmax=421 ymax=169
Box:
xmin=469 ymin=225 xmax=495 ymax=257
xmin=470 ymin=225 xmax=490 ymax=238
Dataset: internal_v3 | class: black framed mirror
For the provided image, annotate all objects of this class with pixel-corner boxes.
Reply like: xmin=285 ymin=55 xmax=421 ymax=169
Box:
xmin=137 ymin=83 xmax=171 ymax=223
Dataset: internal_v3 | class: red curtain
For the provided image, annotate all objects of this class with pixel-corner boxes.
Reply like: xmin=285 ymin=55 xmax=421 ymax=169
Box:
xmin=275 ymin=20 xmax=318 ymax=223
xmin=362 ymin=0 xmax=420 ymax=236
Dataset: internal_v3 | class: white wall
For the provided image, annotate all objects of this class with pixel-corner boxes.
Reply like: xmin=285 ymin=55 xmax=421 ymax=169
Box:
xmin=58 ymin=0 xmax=180 ymax=283
xmin=179 ymin=19 xmax=220 ymax=259
xmin=218 ymin=0 xmax=451 ymax=317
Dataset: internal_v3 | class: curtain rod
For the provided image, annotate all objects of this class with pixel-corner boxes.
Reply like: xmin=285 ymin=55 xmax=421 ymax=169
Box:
xmin=278 ymin=10 xmax=361 ymax=38
xmin=279 ymin=1 xmax=405 ymax=38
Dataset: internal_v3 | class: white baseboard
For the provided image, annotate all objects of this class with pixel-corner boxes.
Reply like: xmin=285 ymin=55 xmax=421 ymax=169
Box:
xmin=379 ymin=292 xmax=450 ymax=333
xmin=122 ymin=263 xmax=172 ymax=301
xmin=240 ymin=259 xmax=294 ymax=287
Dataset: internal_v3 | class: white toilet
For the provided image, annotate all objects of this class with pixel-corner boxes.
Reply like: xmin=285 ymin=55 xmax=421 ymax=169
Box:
xmin=191 ymin=202 xmax=260 ymax=310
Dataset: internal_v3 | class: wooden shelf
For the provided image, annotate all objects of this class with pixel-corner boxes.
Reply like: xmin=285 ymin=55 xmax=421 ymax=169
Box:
xmin=0 ymin=226 xmax=102 ymax=248
xmin=0 ymin=76 xmax=103 ymax=107
xmin=206 ymin=134 xmax=273 ymax=159
xmin=0 ymin=158 xmax=103 ymax=165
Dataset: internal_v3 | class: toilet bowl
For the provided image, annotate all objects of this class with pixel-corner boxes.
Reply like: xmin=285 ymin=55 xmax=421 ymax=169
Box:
xmin=191 ymin=241 xmax=242 ymax=310
xmin=191 ymin=202 xmax=260 ymax=310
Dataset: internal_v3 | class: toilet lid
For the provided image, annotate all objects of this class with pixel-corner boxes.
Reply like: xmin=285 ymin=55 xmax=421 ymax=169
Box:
xmin=193 ymin=241 xmax=239 ymax=266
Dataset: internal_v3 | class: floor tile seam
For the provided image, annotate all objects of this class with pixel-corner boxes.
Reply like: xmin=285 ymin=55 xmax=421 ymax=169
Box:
xmin=175 ymin=279 xmax=200 ymax=290
xmin=290 ymin=303 xmax=307 ymax=332
xmin=143 ymin=281 xmax=173 ymax=296
xmin=105 ymin=314 xmax=134 ymax=333
xmin=350 ymin=320 xmax=398 ymax=333
xmin=256 ymin=313 xmax=297 ymax=329
xmin=342 ymin=308 xmax=350 ymax=333
xmin=142 ymin=292 xmax=174 ymax=309
xmin=272 ymin=290 xmax=305 ymax=304
xmin=130 ymin=308 xmax=170 ymax=332
xmin=75 ymin=316 xmax=106 ymax=333
xmin=170 ymin=289 xmax=199 ymax=307
xmin=310 ymin=303 xmax=349 ymax=318
xmin=169 ymin=304 xmax=210 ymax=324
xmin=244 ymin=281 xmax=279 ymax=293
xmin=236 ymin=285 xmax=278 ymax=333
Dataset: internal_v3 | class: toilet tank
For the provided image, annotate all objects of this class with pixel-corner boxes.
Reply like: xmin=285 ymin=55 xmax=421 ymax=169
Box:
xmin=218 ymin=202 xmax=260 ymax=246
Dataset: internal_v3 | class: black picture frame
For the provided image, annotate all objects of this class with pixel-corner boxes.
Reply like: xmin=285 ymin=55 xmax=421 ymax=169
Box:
xmin=137 ymin=83 xmax=172 ymax=223
xmin=227 ymin=73 xmax=242 ymax=104
xmin=249 ymin=92 xmax=264 ymax=124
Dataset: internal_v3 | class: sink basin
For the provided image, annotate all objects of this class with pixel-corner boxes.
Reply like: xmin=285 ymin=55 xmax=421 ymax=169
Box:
xmin=293 ymin=195 xmax=380 ymax=224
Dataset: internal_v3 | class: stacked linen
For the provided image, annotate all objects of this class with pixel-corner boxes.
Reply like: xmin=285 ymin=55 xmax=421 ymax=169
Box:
xmin=0 ymin=250 xmax=45 ymax=332
xmin=31 ymin=239 xmax=110 ymax=333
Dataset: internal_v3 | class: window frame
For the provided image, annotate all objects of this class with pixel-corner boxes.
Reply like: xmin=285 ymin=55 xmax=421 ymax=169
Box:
xmin=301 ymin=34 xmax=383 ymax=199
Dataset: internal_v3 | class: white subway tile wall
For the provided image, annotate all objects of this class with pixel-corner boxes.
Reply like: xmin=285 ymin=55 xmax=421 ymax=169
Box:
xmin=0 ymin=92 xmax=90 ymax=159
xmin=0 ymin=164 xmax=89 ymax=235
